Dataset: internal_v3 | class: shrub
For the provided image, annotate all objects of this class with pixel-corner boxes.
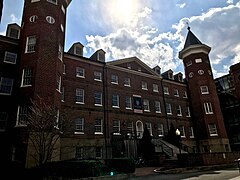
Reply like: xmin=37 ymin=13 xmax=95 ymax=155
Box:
xmin=104 ymin=158 xmax=136 ymax=174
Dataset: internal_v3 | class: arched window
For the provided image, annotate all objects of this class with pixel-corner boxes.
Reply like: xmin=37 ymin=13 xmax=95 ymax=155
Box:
xmin=136 ymin=121 xmax=143 ymax=139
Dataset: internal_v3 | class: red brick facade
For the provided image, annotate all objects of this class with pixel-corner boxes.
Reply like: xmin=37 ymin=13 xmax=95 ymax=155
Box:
xmin=0 ymin=0 xmax=234 ymax=168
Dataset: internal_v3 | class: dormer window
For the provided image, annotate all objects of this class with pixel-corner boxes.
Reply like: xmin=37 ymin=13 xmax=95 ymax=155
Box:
xmin=127 ymin=63 xmax=131 ymax=69
xmin=7 ymin=26 xmax=20 ymax=39
xmin=154 ymin=66 xmax=161 ymax=75
xmin=74 ymin=46 xmax=83 ymax=56
xmin=168 ymin=71 xmax=173 ymax=80
xmin=97 ymin=51 xmax=105 ymax=62
xmin=178 ymin=74 xmax=183 ymax=82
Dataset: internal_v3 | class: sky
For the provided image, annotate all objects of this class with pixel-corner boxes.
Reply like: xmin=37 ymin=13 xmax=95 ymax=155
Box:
xmin=0 ymin=0 xmax=240 ymax=78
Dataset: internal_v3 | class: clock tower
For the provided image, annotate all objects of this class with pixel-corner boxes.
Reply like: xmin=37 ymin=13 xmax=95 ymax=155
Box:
xmin=179 ymin=27 xmax=230 ymax=152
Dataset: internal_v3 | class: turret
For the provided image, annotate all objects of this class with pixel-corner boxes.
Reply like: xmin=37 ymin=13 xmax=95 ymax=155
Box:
xmin=179 ymin=27 xmax=230 ymax=152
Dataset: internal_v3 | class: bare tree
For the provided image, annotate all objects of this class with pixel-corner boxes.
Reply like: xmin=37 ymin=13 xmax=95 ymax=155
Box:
xmin=27 ymin=98 xmax=73 ymax=167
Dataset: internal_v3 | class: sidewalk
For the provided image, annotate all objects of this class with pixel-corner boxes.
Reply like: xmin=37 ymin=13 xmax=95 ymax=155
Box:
xmin=134 ymin=167 xmax=158 ymax=177
xmin=134 ymin=163 xmax=240 ymax=177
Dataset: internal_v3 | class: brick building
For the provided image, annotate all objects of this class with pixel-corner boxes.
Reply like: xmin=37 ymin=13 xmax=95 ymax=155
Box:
xmin=0 ymin=0 xmax=237 ymax=168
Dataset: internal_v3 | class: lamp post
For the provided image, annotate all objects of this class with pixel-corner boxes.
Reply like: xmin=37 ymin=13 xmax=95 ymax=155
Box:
xmin=175 ymin=129 xmax=181 ymax=154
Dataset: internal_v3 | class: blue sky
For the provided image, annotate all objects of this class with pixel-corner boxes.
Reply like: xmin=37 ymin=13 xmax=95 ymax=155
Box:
xmin=1 ymin=0 xmax=240 ymax=78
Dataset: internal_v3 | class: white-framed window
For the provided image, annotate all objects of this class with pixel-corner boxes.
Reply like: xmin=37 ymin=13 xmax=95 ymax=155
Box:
xmin=155 ymin=101 xmax=161 ymax=113
xmin=136 ymin=121 xmax=143 ymax=138
xmin=29 ymin=15 xmax=38 ymax=22
xmin=200 ymin=86 xmax=209 ymax=94
xmin=189 ymin=127 xmax=194 ymax=138
xmin=94 ymin=92 xmax=102 ymax=106
xmin=183 ymin=91 xmax=188 ymax=98
xmin=189 ymin=72 xmax=194 ymax=78
xmin=113 ymin=120 xmax=120 ymax=135
xmin=0 ymin=77 xmax=13 ymax=95
xmin=61 ymin=86 xmax=65 ymax=102
xmin=76 ymin=67 xmax=85 ymax=78
xmin=186 ymin=106 xmax=191 ymax=117
xmin=141 ymin=81 xmax=148 ymax=90
xmin=143 ymin=99 xmax=150 ymax=112
xmin=195 ymin=58 xmax=202 ymax=63
xmin=8 ymin=27 xmax=20 ymax=39
xmin=163 ymin=86 xmax=169 ymax=95
xmin=97 ymin=52 xmax=105 ymax=61
xmin=4 ymin=51 xmax=17 ymax=64
xmin=25 ymin=36 xmax=36 ymax=53
xmin=125 ymin=96 xmax=132 ymax=109
xmin=0 ymin=112 xmax=8 ymax=131
xmin=166 ymin=103 xmax=172 ymax=115
xmin=168 ymin=71 xmax=174 ymax=80
xmin=178 ymin=74 xmax=183 ymax=82
xmin=198 ymin=70 xmax=204 ymax=75
xmin=74 ymin=117 xmax=84 ymax=134
xmin=96 ymin=147 xmax=102 ymax=159
xmin=179 ymin=126 xmax=186 ymax=138
xmin=138 ymin=67 xmax=142 ymax=72
xmin=56 ymin=74 xmax=61 ymax=92
xmin=158 ymin=123 xmax=164 ymax=137
xmin=76 ymin=88 xmax=84 ymax=104
xmin=47 ymin=0 xmax=57 ymax=5
xmin=124 ymin=77 xmax=130 ymax=87
xmin=208 ymin=123 xmax=218 ymax=136
xmin=176 ymin=105 xmax=182 ymax=116
xmin=75 ymin=146 xmax=83 ymax=159
xmin=112 ymin=94 xmax=119 ymax=108
xmin=55 ymin=109 xmax=60 ymax=129
xmin=61 ymin=5 xmax=65 ymax=14
xmin=127 ymin=122 xmax=133 ymax=134
xmin=95 ymin=119 xmax=103 ymax=134
xmin=16 ymin=106 xmax=28 ymax=126
xmin=153 ymin=84 xmax=159 ymax=92
xmin=204 ymin=102 xmax=213 ymax=114
xmin=63 ymin=64 xmax=66 ymax=74
xmin=61 ymin=24 xmax=64 ymax=32
xmin=21 ymin=68 xmax=32 ymax=87
xmin=58 ymin=44 xmax=63 ymax=60
xmin=174 ymin=89 xmax=179 ymax=97
xmin=146 ymin=122 xmax=152 ymax=136
xmin=94 ymin=71 xmax=102 ymax=81
xmin=111 ymin=74 xmax=118 ymax=84
xmin=186 ymin=60 xmax=192 ymax=67
xmin=75 ymin=46 xmax=83 ymax=55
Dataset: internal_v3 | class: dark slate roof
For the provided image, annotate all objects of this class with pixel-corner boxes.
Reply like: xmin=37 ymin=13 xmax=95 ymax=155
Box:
xmin=184 ymin=27 xmax=202 ymax=49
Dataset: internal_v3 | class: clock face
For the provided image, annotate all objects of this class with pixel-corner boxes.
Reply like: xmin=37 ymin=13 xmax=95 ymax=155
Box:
xmin=198 ymin=70 xmax=204 ymax=75
xmin=189 ymin=72 xmax=194 ymax=78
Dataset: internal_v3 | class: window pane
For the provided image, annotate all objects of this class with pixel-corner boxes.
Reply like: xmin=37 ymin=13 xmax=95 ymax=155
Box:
xmin=0 ymin=77 xmax=13 ymax=95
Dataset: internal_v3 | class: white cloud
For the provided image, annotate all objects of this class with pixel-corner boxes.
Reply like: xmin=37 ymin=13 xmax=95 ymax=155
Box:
xmin=85 ymin=7 xmax=178 ymax=73
xmin=84 ymin=1 xmax=240 ymax=77
xmin=176 ymin=3 xmax=186 ymax=9
xmin=172 ymin=2 xmax=240 ymax=77
xmin=10 ymin=14 xmax=20 ymax=23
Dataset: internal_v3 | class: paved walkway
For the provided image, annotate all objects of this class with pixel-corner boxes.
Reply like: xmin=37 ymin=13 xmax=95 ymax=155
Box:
xmin=134 ymin=167 xmax=158 ymax=177
xmin=134 ymin=163 xmax=240 ymax=178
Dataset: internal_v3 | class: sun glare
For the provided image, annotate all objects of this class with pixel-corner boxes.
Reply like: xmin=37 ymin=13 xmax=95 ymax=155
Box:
xmin=110 ymin=0 xmax=138 ymax=25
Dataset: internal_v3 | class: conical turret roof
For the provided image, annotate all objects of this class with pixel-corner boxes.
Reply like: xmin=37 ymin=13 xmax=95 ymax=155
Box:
xmin=184 ymin=27 xmax=202 ymax=49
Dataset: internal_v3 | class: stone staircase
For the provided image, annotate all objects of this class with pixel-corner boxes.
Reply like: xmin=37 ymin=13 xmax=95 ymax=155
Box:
xmin=152 ymin=139 xmax=188 ymax=160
